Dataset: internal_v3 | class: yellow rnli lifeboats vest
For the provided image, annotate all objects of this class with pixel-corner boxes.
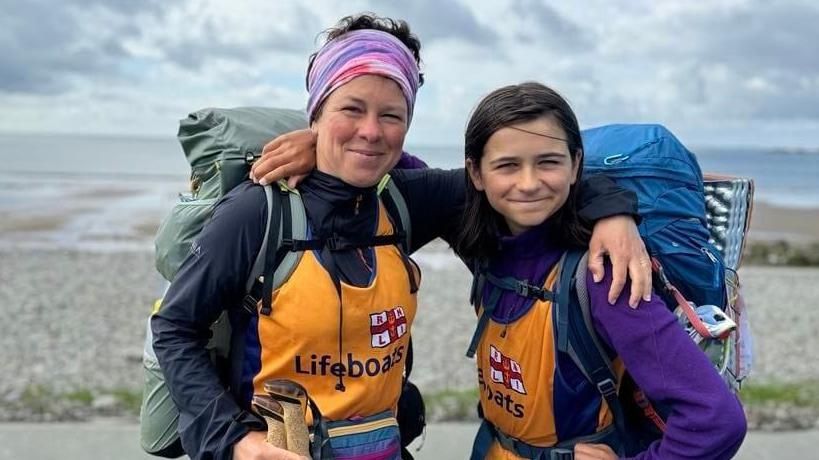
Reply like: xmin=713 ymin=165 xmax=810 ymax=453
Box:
xmin=250 ymin=194 xmax=420 ymax=422
xmin=470 ymin=259 xmax=624 ymax=459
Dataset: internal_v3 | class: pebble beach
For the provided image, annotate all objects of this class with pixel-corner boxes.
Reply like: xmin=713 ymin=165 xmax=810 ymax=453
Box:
xmin=1 ymin=167 xmax=819 ymax=429
xmin=1 ymin=238 xmax=818 ymax=429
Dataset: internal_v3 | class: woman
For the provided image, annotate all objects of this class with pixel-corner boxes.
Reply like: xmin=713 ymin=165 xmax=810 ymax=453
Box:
xmin=456 ymin=82 xmax=747 ymax=459
xmin=152 ymin=15 xmax=649 ymax=460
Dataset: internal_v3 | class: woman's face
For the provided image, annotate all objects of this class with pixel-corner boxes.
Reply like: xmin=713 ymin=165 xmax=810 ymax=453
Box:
xmin=467 ymin=116 xmax=579 ymax=236
xmin=311 ymin=74 xmax=408 ymax=188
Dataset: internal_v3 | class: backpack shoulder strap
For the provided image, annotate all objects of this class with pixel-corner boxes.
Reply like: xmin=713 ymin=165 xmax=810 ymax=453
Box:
xmin=562 ymin=251 xmax=616 ymax=377
xmin=245 ymin=184 xmax=277 ymax=293
xmin=269 ymin=181 xmax=307 ymax=291
xmin=377 ymin=174 xmax=417 ymax=375
xmin=377 ymin=174 xmax=418 ymax=294
xmin=557 ymin=249 xmax=629 ymax=448
xmin=377 ymin=174 xmax=411 ymax=252
xmin=244 ymin=183 xmax=307 ymax=316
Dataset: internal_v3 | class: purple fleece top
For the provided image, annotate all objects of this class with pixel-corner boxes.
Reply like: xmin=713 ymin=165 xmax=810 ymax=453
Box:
xmin=486 ymin=221 xmax=747 ymax=459
xmin=396 ymin=150 xmax=428 ymax=169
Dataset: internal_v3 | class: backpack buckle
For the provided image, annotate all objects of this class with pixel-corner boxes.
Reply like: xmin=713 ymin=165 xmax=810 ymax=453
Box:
xmin=515 ymin=282 xmax=551 ymax=301
xmin=242 ymin=295 xmax=259 ymax=315
xmin=596 ymin=378 xmax=617 ymax=398
xmin=550 ymin=448 xmax=574 ymax=460
xmin=325 ymin=236 xmax=340 ymax=251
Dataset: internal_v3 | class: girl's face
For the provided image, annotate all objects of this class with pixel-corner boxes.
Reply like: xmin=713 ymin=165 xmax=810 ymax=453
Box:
xmin=467 ymin=116 xmax=579 ymax=236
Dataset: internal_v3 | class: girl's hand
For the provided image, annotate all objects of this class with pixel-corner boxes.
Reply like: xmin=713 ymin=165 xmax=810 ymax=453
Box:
xmin=588 ymin=215 xmax=652 ymax=308
xmin=233 ymin=431 xmax=309 ymax=460
xmin=250 ymin=129 xmax=317 ymax=188
xmin=574 ymin=442 xmax=618 ymax=460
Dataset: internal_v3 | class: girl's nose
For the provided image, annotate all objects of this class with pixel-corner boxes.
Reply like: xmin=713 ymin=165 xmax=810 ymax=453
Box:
xmin=517 ymin=166 xmax=540 ymax=193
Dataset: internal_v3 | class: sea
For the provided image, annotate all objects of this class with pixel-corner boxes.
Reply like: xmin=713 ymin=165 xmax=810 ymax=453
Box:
xmin=1 ymin=133 xmax=817 ymax=252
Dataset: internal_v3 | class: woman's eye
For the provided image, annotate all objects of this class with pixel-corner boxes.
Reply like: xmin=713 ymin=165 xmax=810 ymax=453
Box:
xmin=497 ymin=163 xmax=515 ymax=170
xmin=342 ymin=106 xmax=362 ymax=113
xmin=382 ymin=113 xmax=403 ymax=121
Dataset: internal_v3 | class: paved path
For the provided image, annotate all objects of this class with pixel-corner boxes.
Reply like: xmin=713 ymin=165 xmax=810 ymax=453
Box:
xmin=0 ymin=421 xmax=814 ymax=459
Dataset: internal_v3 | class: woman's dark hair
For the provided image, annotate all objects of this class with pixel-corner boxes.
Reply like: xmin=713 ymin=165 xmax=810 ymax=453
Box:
xmin=454 ymin=82 xmax=590 ymax=262
xmin=306 ymin=13 xmax=424 ymax=88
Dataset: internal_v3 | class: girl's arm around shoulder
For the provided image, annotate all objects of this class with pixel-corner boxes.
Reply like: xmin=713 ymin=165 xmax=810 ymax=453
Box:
xmin=585 ymin=262 xmax=747 ymax=460
xmin=151 ymin=181 xmax=269 ymax=460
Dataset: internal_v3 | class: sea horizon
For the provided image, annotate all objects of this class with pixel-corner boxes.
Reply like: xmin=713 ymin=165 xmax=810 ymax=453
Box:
xmin=1 ymin=132 xmax=817 ymax=254
xmin=2 ymin=131 xmax=818 ymax=207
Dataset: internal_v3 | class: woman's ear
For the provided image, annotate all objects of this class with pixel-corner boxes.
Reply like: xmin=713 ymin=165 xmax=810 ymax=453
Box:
xmin=466 ymin=158 xmax=485 ymax=191
xmin=571 ymin=149 xmax=583 ymax=185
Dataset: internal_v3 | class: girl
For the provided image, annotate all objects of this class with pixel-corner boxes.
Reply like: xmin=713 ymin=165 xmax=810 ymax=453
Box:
xmin=457 ymin=82 xmax=747 ymax=460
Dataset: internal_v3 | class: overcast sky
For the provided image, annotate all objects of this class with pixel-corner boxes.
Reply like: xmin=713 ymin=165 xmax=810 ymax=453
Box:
xmin=2 ymin=0 xmax=818 ymax=148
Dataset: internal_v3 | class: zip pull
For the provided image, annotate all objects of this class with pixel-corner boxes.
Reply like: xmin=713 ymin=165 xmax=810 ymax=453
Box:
xmin=603 ymin=153 xmax=630 ymax=166
xmin=701 ymin=247 xmax=718 ymax=263
xmin=701 ymin=247 xmax=721 ymax=288
xmin=354 ymin=194 xmax=363 ymax=215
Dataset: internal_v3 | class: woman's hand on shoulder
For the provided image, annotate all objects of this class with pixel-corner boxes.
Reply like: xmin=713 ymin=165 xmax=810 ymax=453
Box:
xmin=588 ymin=215 xmax=652 ymax=308
xmin=574 ymin=442 xmax=618 ymax=460
xmin=233 ymin=431 xmax=309 ymax=460
xmin=250 ymin=129 xmax=317 ymax=188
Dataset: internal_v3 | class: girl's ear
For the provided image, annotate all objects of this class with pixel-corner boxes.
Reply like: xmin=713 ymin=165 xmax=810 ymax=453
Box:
xmin=466 ymin=157 xmax=485 ymax=191
xmin=570 ymin=149 xmax=583 ymax=185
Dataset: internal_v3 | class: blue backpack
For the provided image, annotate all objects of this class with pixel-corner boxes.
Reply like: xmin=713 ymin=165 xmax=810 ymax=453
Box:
xmin=557 ymin=124 xmax=747 ymax=454
xmin=582 ymin=123 xmax=726 ymax=309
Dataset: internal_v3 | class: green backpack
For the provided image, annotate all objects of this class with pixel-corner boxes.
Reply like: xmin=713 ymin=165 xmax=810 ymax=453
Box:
xmin=153 ymin=106 xmax=307 ymax=282
xmin=140 ymin=107 xmax=415 ymax=457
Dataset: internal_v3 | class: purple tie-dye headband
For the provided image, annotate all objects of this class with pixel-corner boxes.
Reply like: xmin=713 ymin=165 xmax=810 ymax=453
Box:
xmin=306 ymin=29 xmax=420 ymax=125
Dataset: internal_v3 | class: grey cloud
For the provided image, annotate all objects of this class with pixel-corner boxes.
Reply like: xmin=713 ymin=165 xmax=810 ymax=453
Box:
xmin=0 ymin=0 xmax=321 ymax=94
xmin=723 ymin=72 xmax=819 ymax=120
xmin=0 ymin=0 xmax=157 ymax=94
xmin=615 ymin=1 xmax=819 ymax=122
xmin=693 ymin=2 xmax=819 ymax=75
xmin=157 ymin=5 xmax=322 ymax=71
xmin=511 ymin=0 xmax=594 ymax=51
xmin=365 ymin=0 xmax=498 ymax=46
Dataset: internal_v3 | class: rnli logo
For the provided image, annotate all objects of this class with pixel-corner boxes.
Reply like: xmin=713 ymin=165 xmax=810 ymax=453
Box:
xmin=370 ymin=306 xmax=408 ymax=348
xmin=489 ymin=345 xmax=526 ymax=395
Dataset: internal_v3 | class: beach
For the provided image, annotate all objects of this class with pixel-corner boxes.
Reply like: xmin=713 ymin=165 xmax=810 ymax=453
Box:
xmin=1 ymin=196 xmax=818 ymax=428
xmin=745 ymin=201 xmax=819 ymax=243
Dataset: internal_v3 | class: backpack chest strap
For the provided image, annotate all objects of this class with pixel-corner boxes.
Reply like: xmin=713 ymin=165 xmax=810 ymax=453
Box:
xmin=287 ymin=232 xmax=405 ymax=252
xmin=465 ymin=270 xmax=555 ymax=358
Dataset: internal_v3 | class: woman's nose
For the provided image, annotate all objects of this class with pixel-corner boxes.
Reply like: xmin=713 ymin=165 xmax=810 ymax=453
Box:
xmin=357 ymin=114 xmax=382 ymax=143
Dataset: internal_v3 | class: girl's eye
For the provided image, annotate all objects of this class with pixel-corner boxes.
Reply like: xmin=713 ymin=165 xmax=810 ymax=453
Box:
xmin=497 ymin=163 xmax=516 ymax=170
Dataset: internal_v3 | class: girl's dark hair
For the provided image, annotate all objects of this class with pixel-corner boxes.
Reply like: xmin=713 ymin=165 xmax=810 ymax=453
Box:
xmin=306 ymin=13 xmax=424 ymax=89
xmin=454 ymin=82 xmax=590 ymax=262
